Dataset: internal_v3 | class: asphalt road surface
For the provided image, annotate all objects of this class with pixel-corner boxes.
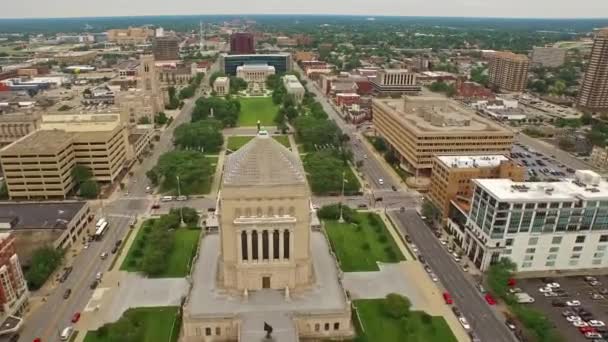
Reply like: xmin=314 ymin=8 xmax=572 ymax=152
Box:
xmin=391 ymin=209 xmax=517 ymax=342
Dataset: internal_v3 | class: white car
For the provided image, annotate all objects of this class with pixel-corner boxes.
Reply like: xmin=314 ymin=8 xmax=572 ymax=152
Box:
xmin=585 ymin=332 xmax=602 ymax=339
xmin=459 ymin=317 xmax=471 ymax=330
xmin=95 ymin=272 xmax=103 ymax=280
xmin=378 ymin=178 xmax=384 ymax=185
xmin=429 ymin=272 xmax=439 ymax=282
xmin=543 ymin=292 xmax=559 ymax=297
xmin=589 ymin=320 xmax=606 ymax=327
xmin=509 ymin=287 xmax=523 ymax=294
xmin=546 ymin=282 xmax=561 ymax=288
xmin=440 ymin=240 xmax=448 ymax=246
xmin=590 ymin=280 xmax=602 ymax=286
xmin=566 ymin=315 xmax=582 ymax=322
xmin=572 ymin=320 xmax=588 ymax=327
xmin=566 ymin=300 xmax=581 ymax=306
xmin=538 ymin=287 xmax=553 ymax=293
xmin=411 ymin=244 xmax=419 ymax=253
xmin=83 ymin=243 xmax=89 ymax=249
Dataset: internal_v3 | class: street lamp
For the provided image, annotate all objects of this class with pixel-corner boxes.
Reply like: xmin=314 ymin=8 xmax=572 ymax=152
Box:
xmin=338 ymin=171 xmax=346 ymax=223
xmin=176 ymin=175 xmax=184 ymax=227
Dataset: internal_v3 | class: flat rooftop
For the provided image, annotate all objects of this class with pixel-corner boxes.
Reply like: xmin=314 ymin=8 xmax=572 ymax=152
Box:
xmin=475 ymin=176 xmax=608 ymax=202
xmin=437 ymin=155 xmax=509 ymax=169
xmin=0 ymin=130 xmax=73 ymax=155
xmin=0 ymin=201 xmax=87 ymax=230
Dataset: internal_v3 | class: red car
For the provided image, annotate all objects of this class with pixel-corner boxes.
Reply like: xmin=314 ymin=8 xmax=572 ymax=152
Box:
xmin=579 ymin=326 xmax=597 ymax=334
xmin=485 ymin=293 xmax=497 ymax=305
xmin=507 ymin=278 xmax=516 ymax=287
xmin=33 ymin=339 xmax=41 ymax=342
xmin=71 ymin=312 xmax=81 ymax=323
xmin=443 ymin=292 xmax=453 ymax=305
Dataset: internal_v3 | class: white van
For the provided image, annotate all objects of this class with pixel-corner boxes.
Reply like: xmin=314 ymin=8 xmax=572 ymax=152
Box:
xmin=60 ymin=326 xmax=74 ymax=341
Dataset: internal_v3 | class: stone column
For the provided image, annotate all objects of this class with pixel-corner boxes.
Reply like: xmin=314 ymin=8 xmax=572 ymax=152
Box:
xmin=279 ymin=230 xmax=284 ymax=262
xmin=247 ymin=230 xmax=252 ymax=261
xmin=269 ymin=230 xmax=274 ymax=262
xmin=237 ymin=231 xmax=242 ymax=262
xmin=257 ymin=229 xmax=263 ymax=263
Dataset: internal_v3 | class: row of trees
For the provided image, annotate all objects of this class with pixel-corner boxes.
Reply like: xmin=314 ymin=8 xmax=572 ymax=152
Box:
xmin=173 ymin=119 xmax=224 ymax=153
xmin=192 ymin=96 xmax=241 ymax=127
xmin=72 ymin=165 xmax=99 ymax=199
xmin=428 ymin=81 xmax=456 ymax=97
xmin=126 ymin=209 xmax=199 ymax=277
xmin=165 ymin=86 xmax=181 ymax=110
xmin=178 ymin=72 xmax=204 ymax=100
xmin=303 ymin=149 xmax=359 ymax=195
xmin=146 ymin=150 xmax=214 ymax=195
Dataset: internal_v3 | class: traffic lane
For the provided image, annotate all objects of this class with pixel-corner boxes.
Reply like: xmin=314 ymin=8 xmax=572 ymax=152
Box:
xmin=45 ymin=215 xmax=131 ymax=342
xmin=392 ymin=210 xmax=516 ymax=342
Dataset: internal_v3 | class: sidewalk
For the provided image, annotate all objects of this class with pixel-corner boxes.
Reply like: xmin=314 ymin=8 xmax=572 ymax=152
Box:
xmin=209 ymin=150 xmax=225 ymax=196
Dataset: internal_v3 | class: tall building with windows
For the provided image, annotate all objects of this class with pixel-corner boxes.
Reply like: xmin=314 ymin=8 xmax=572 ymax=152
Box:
xmin=152 ymin=36 xmax=180 ymax=61
xmin=0 ymin=233 xmax=28 ymax=336
xmin=577 ymin=28 xmax=608 ymax=113
xmin=488 ymin=51 xmax=530 ymax=93
xmin=229 ymin=32 xmax=255 ymax=55
xmin=370 ymin=69 xmax=420 ymax=96
xmin=451 ymin=170 xmax=608 ymax=272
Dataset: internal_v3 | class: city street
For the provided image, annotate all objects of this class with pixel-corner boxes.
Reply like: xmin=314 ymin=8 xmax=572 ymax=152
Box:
xmin=390 ymin=209 xmax=516 ymax=342
xmin=16 ymin=62 xmax=219 ymax=342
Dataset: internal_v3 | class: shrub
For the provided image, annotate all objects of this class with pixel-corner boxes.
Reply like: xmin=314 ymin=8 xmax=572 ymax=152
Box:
xmin=378 ymin=234 xmax=388 ymax=243
xmin=383 ymin=293 xmax=411 ymax=319
xmin=361 ymin=243 xmax=371 ymax=251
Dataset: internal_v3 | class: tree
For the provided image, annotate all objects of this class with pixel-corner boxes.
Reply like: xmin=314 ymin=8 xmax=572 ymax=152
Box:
xmin=0 ymin=182 xmax=8 ymax=200
xmin=192 ymin=97 xmax=240 ymax=127
xmin=148 ymin=150 xmax=214 ymax=195
xmin=173 ymin=120 xmax=224 ymax=153
xmin=154 ymin=112 xmax=168 ymax=125
xmin=303 ymin=150 xmax=359 ymax=195
xmin=371 ymin=137 xmax=388 ymax=153
xmin=293 ymin=116 xmax=341 ymax=151
xmin=72 ymin=165 xmax=93 ymax=185
xmin=421 ymin=199 xmax=440 ymax=221
xmin=266 ymin=74 xmax=280 ymax=90
xmin=382 ymin=293 xmax=412 ymax=319
xmin=179 ymin=85 xmax=196 ymax=99
xmin=80 ymin=179 xmax=99 ymax=199
xmin=229 ymin=76 xmax=248 ymax=94
xmin=170 ymin=207 xmax=199 ymax=226
xmin=208 ymin=71 xmax=226 ymax=87
xmin=25 ymin=246 xmax=63 ymax=290
xmin=137 ymin=116 xmax=151 ymax=124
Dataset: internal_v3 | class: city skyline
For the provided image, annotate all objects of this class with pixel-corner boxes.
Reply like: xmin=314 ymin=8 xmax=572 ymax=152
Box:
xmin=2 ymin=0 xmax=608 ymax=19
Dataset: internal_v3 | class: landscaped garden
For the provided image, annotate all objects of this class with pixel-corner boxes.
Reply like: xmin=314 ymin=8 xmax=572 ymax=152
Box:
xmin=320 ymin=206 xmax=404 ymax=272
xmin=121 ymin=210 xmax=201 ymax=278
xmin=237 ymin=97 xmax=279 ymax=126
xmin=354 ymin=295 xmax=457 ymax=342
xmin=84 ymin=306 xmax=180 ymax=342
xmin=303 ymin=149 xmax=361 ymax=196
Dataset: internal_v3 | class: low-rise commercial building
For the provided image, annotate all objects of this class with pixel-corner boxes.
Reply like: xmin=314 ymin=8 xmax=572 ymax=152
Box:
xmin=372 ymin=96 xmax=514 ymax=174
xmin=0 ymin=233 xmax=28 ymax=336
xmin=370 ymin=69 xmax=420 ymax=96
xmin=0 ymin=202 xmax=91 ymax=264
xmin=429 ymin=155 xmax=525 ymax=219
xmin=531 ymin=47 xmax=567 ymax=68
xmin=452 ymin=171 xmax=608 ymax=273
xmin=283 ymin=74 xmax=305 ymax=102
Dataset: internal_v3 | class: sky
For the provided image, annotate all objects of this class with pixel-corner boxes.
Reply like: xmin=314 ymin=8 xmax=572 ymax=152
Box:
xmin=2 ymin=0 xmax=608 ymax=19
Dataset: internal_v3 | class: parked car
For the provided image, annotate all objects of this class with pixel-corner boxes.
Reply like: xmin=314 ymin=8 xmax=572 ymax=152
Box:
xmin=63 ymin=289 xmax=72 ymax=299
xmin=567 ymin=315 xmax=582 ymax=322
xmin=90 ymin=280 xmax=98 ymax=289
xmin=405 ymin=235 xmax=412 ymax=243
xmin=452 ymin=306 xmax=462 ymax=317
xmin=443 ymin=292 xmax=453 ymax=305
xmin=418 ymin=255 xmax=426 ymax=263
xmin=485 ymin=293 xmax=497 ymax=305
xmin=505 ymin=319 xmax=517 ymax=331
xmin=590 ymin=320 xmax=606 ymax=328
xmin=585 ymin=332 xmax=602 ymax=339
xmin=459 ymin=317 xmax=471 ymax=330
xmin=429 ymin=272 xmax=439 ymax=282
xmin=71 ymin=312 xmax=81 ymax=323
xmin=111 ymin=245 xmax=118 ymax=254
xmin=567 ymin=300 xmax=582 ymax=306
xmin=100 ymin=252 xmax=108 ymax=260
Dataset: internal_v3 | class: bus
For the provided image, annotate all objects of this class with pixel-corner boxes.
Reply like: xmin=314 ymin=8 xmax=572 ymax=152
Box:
xmin=94 ymin=221 xmax=109 ymax=240
xmin=95 ymin=218 xmax=106 ymax=229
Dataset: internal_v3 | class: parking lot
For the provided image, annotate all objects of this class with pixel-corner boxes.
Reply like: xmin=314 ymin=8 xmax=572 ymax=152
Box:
xmin=511 ymin=144 xmax=576 ymax=181
xmin=518 ymin=275 xmax=608 ymax=342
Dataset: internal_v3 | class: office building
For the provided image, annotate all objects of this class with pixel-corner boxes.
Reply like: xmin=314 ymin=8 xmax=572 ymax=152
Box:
xmin=0 ymin=202 xmax=91 ymax=263
xmin=577 ymin=28 xmax=608 ymax=113
xmin=488 ymin=52 xmax=530 ymax=93
xmin=283 ymin=74 xmax=305 ymax=102
xmin=372 ymin=96 xmax=514 ymax=174
xmin=429 ymin=155 xmax=526 ymax=219
xmin=370 ymin=69 xmax=420 ymax=96
xmin=0 ymin=116 xmax=128 ymax=200
xmin=531 ymin=47 xmax=567 ymax=68
xmin=230 ymin=32 xmax=255 ymax=55
xmin=590 ymin=145 xmax=608 ymax=170
xmin=106 ymin=27 xmax=154 ymax=45
xmin=158 ymin=62 xmax=196 ymax=85
xmin=153 ymin=36 xmax=180 ymax=61
xmin=219 ymin=53 xmax=292 ymax=76
xmin=182 ymin=132 xmax=354 ymax=341
xmin=451 ymin=171 xmax=608 ymax=273
xmin=236 ymin=64 xmax=275 ymax=93
xmin=0 ymin=233 xmax=28 ymax=336
xmin=213 ymin=77 xmax=230 ymax=96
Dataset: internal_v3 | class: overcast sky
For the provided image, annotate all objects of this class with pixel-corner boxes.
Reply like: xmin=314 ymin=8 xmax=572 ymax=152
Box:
xmin=2 ymin=0 xmax=608 ymax=19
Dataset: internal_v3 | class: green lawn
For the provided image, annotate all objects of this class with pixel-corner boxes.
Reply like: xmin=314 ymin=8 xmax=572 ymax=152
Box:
xmin=354 ymin=299 xmax=457 ymax=342
xmin=325 ymin=212 xmax=404 ymax=272
xmin=238 ymin=97 xmax=279 ymax=126
xmin=84 ymin=307 xmax=180 ymax=342
xmin=121 ymin=222 xmax=201 ymax=278
xmin=227 ymin=135 xmax=291 ymax=151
